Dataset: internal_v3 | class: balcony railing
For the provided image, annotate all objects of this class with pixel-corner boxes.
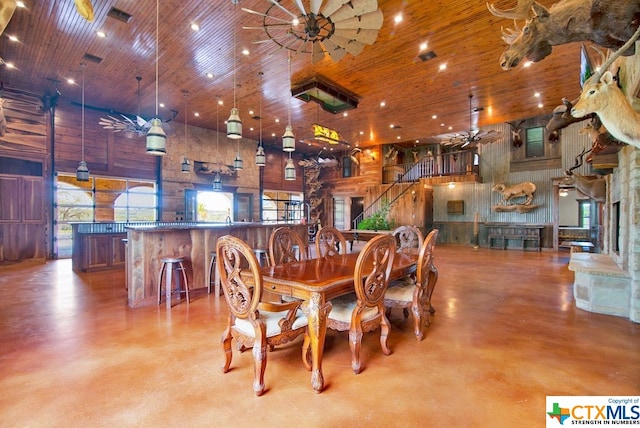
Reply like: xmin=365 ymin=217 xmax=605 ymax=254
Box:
xmin=382 ymin=150 xmax=479 ymax=184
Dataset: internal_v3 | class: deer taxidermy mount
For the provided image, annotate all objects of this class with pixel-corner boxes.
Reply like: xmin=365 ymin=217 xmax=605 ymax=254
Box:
xmin=561 ymin=147 xmax=606 ymax=202
xmin=487 ymin=0 xmax=640 ymax=70
xmin=571 ymin=25 xmax=640 ymax=150
xmin=507 ymin=120 xmax=525 ymax=147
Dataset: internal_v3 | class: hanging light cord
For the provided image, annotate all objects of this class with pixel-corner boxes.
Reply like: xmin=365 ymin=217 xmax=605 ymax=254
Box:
xmin=259 ymin=73 xmax=263 ymax=146
xmin=81 ymin=63 xmax=85 ymax=161
xmin=233 ymin=0 xmax=237 ymax=109
xmin=216 ymin=98 xmax=221 ymax=172
xmin=287 ymin=51 xmax=292 ymax=127
xmin=155 ymin=0 xmax=159 ymax=117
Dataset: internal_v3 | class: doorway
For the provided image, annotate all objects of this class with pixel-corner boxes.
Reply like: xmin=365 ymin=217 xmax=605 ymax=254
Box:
xmin=350 ymin=197 xmax=364 ymax=230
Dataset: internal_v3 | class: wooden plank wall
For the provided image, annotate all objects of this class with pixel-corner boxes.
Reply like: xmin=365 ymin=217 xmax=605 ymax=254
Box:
xmin=0 ymin=90 xmax=48 ymax=263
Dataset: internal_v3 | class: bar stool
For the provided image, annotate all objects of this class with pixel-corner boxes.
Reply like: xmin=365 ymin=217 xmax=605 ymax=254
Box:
xmin=207 ymin=251 xmax=221 ymax=295
xmin=253 ymin=248 xmax=270 ymax=267
xmin=158 ymin=256 xmax=190 ymax=309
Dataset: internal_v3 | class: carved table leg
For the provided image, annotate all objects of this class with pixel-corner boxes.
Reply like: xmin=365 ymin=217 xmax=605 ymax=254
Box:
xmin=302 ymin=292 xmax=332 ymax=393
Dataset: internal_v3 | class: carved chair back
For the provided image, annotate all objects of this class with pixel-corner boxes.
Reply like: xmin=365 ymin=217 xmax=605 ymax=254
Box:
xmin=392 ymin=225 xmax=424 ymax=253
xmin=268 ymin=227 xmax=307 ymax=266
xmin=315 ymin=226 xmax=348 ymax=257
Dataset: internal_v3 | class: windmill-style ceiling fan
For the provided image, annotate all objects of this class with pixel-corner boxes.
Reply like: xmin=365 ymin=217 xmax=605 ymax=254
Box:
xmin=242 ymin=0 xmax=383 ymax=63
xmin=439 ymin=94 xmax=502 ymax=149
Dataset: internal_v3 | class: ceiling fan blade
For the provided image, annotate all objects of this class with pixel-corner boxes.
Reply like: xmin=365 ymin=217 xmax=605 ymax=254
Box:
xmin=311 ymin=41 xmax=325 ymax=63
xmin=266 ymin=0 xmax=298 ymax=20
xmin=320 ymin=39 xmax=347 ymax=62
xmin=243 ymin=24 xmax=290 ymax=30
xmin=319 ymin=0 xmax=346 ymax=17
xmin=329 ymin=0 xmax=378 ymax=22
xmin=310 ymin=0 xmax=323 ymax=15
xmin=292 ymin=0 xmax=307 ymax=16
xmin=333 ymin=10 xmax=383 ymax=30
xmin=329 ymin=35 xmax=366 ymax=56
xmin=241 ymin=7 xmax=292 ymax=24
xmin=333 ymin=28 xmax=379 ymax=44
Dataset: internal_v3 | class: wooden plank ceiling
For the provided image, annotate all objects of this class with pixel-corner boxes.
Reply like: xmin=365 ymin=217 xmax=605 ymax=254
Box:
xmin=0 ymin=0 xmax=584 ymax=154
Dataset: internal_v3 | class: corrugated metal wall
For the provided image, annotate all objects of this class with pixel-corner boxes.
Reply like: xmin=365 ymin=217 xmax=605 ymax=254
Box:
xmin=433 ymin=119 xmax=593 ymax=225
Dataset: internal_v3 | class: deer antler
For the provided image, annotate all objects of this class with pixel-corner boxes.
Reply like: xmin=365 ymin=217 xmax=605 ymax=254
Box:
xmin=566 ymin=147 xmax=591 ymax=175
xmin=487 ymin=0 xmax=535 ymax=20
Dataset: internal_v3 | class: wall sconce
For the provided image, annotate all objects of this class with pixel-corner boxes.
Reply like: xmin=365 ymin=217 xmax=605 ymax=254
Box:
xmin=448 ymin=182 xmax=455 ymax=189
xmin=411 ymin=190 xmax=416 ymax=202
xmin=365 ymin=149 xmax=375 ymax=161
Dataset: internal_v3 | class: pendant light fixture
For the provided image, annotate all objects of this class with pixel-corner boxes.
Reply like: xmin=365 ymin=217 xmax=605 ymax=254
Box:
xmin=282 ymin=51 xmax=295 ymax=152
xmin=181 ymin=92 xmax=190 ymax=173
xmin=255 ymin=71 xmax=266 ymax=167
xmin=76 ymin=62 xmax=90 ymax=182
xmin=213 ymin=97 xmax=223 ymax=191
xmin=146 ymin=0 xmax=166 ymax=155
xmin=227 ymin=0 xmax=242 ymax=140
xmin=284 ymin=152 xmax=296 ymax=181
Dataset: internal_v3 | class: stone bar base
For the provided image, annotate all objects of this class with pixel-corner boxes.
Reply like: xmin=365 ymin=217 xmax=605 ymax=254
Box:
xmin=569 ymin=253 xmax=631 ymax=320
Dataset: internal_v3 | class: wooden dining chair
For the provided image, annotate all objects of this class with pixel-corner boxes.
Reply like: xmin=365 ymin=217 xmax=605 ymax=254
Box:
xmin=268 ymin=227 xmax=307 ymax=266
xmin=392 ymin=225 xmax=424 ymax=253
xmin=384 ymin=229 xmax=439 ymax=341
xmin=307 ymin=234 xmax=396 ymax=374
xmin=216 ymin=235 xmax=308 ymax=396
xmin=315 ymin=226 xmax=348 ymax=257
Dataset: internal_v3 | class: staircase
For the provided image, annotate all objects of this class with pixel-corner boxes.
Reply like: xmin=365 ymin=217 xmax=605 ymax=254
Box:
xmin=352 ymin=149 xmax=478 ymax=229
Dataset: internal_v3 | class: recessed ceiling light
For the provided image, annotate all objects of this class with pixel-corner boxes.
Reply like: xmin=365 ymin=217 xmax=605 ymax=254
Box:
xmin=537 ymin=103 xmax=544 ymax=108
xmin=431 ymin=114 xmax=437 ymax=119
xmin=67 ymin=78 xmax=75 ymax=85
xmin=272 ymin=133 xmax=277 ymax=137
xmin=159 ymin=103 xmax=165 ymax=108
xmin=534 ymin=92 xmax=540 ymax=97
xmin=8 ymin=35 xmax=18 ymax=42
xmin=380 ymin=101 xmax=386 ymax=107
xmin=439 ymin=63 xmax=447 ymax=71
xmin=359 ymin=131 xmax=364 ymax=135
xmin=16 ymin=1 xmax=25 ymax=8
xmin=394 ymin=13 xmax=403 ymax=24
xmin=448 ymin=126 xmax=453 ymax=130
xmin=248 ymin=110 xmax=254 ymax=115
xmin=96 ymin=30 xmax=106 ymax=38
xmin=523 ymin=61 xmax=533 ymax=68
xmin=206 ymin=72 xmax=214 ymax=79
xmin=218 ymin=99 xmax=224 ymax=105
xmin=275 ymin=118 xmax=280 ymax=123
xmin=194 ymin=112 xmax=199 ymax=117
xmin=292 ymin=18 xmax=300 ymax=25
xmin=389 ymin=124 xmax=395 ymax=128
xmin=396 ymin=135 xmax=401 ymax=139
xmin=343 ymin=112 xmax=348 ymax=117
xmin=249 ymin=127 xmax=254 ymax=131
xmin=5 ymin=63 xmax=15 ymax=69
xmin=191 ymin=23 xmax=200 ymax=31
xmin=242 ymin=48 xmax=249 ymax=55
xmin=420 ymin=42 xmax=428 ymax=51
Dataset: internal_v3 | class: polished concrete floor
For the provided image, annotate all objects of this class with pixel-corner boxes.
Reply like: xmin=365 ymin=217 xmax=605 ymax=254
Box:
xmin=0 ymin=246 xmax=638 ymax=427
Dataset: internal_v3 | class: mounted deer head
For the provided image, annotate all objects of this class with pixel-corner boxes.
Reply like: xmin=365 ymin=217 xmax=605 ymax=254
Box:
xmin=571 ymin=25 xmax=640 ymax=150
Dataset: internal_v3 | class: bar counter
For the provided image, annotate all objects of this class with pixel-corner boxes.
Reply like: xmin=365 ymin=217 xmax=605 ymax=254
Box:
xmin=126 ymin=222 xmax=308 ymax=308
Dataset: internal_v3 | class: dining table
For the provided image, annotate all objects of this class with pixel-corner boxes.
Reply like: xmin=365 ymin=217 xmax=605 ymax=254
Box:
xmin=260 ymin=250 xmax=419 ymax=393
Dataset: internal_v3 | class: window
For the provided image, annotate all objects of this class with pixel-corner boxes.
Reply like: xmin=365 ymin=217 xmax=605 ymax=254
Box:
xmin=54 ymin=174 xmax=157 ymax=258
xmin=197 ymin=191 xmax=233 ymax=222
xmin=525 ymin=127 xmax=545 ymax=158
xmin=262 ymin=190 xmax=303 ymax=222
xmin=333 ymin=198 xmax=345 ymax=229
xmin=579 ymin=200 xmax=591 ymax=229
